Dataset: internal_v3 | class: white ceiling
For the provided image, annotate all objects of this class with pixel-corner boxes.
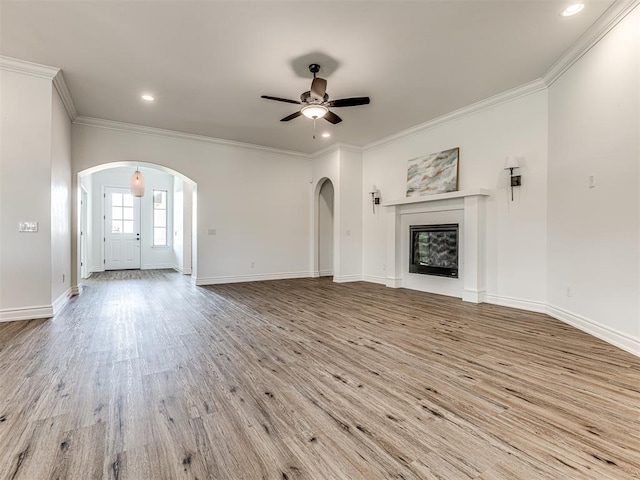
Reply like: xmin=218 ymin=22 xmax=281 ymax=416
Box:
xmin=0 ymin=1 xmax=614 ymax=153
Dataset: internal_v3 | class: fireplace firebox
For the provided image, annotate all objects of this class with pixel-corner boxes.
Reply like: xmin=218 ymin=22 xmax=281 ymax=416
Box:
xmin=409 ymin=224 xmax=459 ymax=278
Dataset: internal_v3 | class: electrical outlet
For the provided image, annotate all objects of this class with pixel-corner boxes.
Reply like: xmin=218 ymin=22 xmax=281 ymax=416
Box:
xmin=62 ymin=273 xmax=65 ymax=283
xmin=250 ymin=261 xmax=255 ymax=268
xmin=207 ymin=229 xmax=216 ymax=236
xmin=382 ymin=264 xmax=387 ymax=271
xmin=346 ymin=229 xmax=351 ymax=236
xmin=588 ymin=174 xmax=596 ymax=188
xmin=566 ymin=286 xmax=572 ymax=297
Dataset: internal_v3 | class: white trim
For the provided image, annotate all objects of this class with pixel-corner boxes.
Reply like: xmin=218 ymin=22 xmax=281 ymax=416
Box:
xmin=362 ymin=274 xmax=387 ymax=285
xmin=70 ymin=285 xmax=83 ymax=295
xmin=318 ymin=269 xmax=333 ymax=277
xmin=310 ymin=142 xmax=363 ymax=158
xmin=462 ymin=289 xmax=486 ymax=304
xmin=0 ymin=55 xmax=59 ymax=79
xmin=0 ymin=305 xmax=53 ymax=322
xmin=73 ymin=116 xmax=310 ymax=159
xmin=364 ymin=79 xmax=546 ymax=152
xmin=484 ymin=293 xmax=547 ymax=314
xmin=172 ymin=264 xmax=192 ymax=275
xmin=52 ymin=288 xmax=73 ymax=314
xmin=141 ymin=263 xmax=175 ymax=270
xmin=386 ymin=277 xmax=403 ymax=288
xmin=546 ymin=304 xmax=640 ymax=357
xmin=543 ymin=0 xmax=640 ymax=86
xmin=310 ymin=271 xmax=320 ymax=278
xmin=383 ymin=188 xmax=491 ymax=207
xmin=333 ymin=274 xmax=362 ymax=283
xmin=195 ymin=271 xmax=313 ymax=286
xmin=52 ymin=71 xmax=78 ymax=121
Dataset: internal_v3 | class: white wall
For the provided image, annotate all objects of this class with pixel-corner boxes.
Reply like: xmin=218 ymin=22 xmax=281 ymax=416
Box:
xmin=338 ymin=149 xmax=363 ymax=281
xmin=51 ymin=88 xmax=72 ymax=309
xmin=547 ymin=8 xmax=640 ymax=351
xmin=318 ymin=179 xmax=334 ymax=276
xmin=311 ymin=147 xmax=363 ymax=282
xmin=0 ymin=69 xmax=54 ymax=320
xmin=71 ymin=124 xmax=312 ymax=285
xmin=362 ymin=90 xmax=549 ymax=305
xmin=172 ymin=177 xmax=193 ymax=274
xmin=85 ymin=166 xmax=175 ymax=272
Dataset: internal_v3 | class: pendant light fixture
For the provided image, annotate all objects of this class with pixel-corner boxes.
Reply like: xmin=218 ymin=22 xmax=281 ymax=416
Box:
xmin=130 ymin=167 xmax=145 ymax=197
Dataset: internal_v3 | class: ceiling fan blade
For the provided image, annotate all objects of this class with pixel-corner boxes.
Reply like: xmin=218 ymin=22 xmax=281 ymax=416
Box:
xmin=280 ymin=111 xmax=302 ymax=122
xmin=310 ymin=77 xmax=327 ymax=100
xmin=261 ymin=95 xmax=301 ymax=105
xmin=323 ymin=110 xmax=342 ymax=124
xmin=328 ymin=97 xmax=370 ymax=108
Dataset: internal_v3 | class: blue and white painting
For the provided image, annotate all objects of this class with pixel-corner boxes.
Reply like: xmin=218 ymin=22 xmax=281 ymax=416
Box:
xmin=406 ymin=147 xmax=459 ymax=197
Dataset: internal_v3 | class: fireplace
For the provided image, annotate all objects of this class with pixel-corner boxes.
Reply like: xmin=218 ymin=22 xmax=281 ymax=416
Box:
xmin=409 ymin=224 xmax=459 ymax=278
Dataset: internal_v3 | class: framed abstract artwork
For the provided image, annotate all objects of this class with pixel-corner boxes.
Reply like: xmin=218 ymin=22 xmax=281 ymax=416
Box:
xmin=406 ymin=147 xmax=459 ymax=197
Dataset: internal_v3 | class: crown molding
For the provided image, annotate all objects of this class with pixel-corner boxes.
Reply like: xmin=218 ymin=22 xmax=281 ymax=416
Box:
xmin=364 ymin=78 xmax=547 ymax=152
xmin=543 ymin=0 xmax=640 ymax=86
xmin=73 ymin=116 xmax=310 ymax=158
xmin=0 ymin=56 xmax=78 ymax=121
xmin=0 ymin=55 xmax=59 ymax=79
xmin=310 ymin=142 xmax=363 ymax=159
xmin=52 ymin=71 xmax=78 ymax=121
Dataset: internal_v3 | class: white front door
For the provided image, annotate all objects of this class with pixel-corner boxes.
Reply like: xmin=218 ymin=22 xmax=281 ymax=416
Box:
xmin=104 ymin=187 xmax=141 ymax=270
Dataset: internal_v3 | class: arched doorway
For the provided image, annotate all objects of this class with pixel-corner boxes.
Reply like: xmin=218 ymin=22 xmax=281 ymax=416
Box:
xmin=317 ymin=178 xmax=334 ymax=277
xmin=75 ymin=161 xmax=197 ymax=284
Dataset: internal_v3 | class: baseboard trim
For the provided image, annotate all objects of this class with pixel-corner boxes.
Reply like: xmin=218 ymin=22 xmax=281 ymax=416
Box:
xmin=362 ymin=274 xmax=387 ymax=285
xmin=0 ymin=305 xmax=53 ymax=322
xmin=172 ymin=264 xmax=193 ymax=275
xmin=484 ymin=293 xmax=547 ymax=314
xmin=70 ymin=285 xmax=83 ymax=296
xmin=52 ymin=288 xmax=73 ymax=314
xmin=462 ymin=289 xmax=486 ymax=304
xmin=195 ymin=271 xmax=313 ymax=286
xmin=546 ymin=304 xmax=640 ymax=357
xmin=319 ymin=269 xmax=333 ymax=277
xmin=385 ymin=277 xmax=403 ymax=288
xmin=333 ymin=274 xmax=362 ymax=283
xmin=142 ymin=263 xmax=175 ymax=270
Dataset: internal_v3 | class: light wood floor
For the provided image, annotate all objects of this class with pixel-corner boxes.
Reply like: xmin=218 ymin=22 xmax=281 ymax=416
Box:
xmin=0 ymin=271 xmax=639 ymax=479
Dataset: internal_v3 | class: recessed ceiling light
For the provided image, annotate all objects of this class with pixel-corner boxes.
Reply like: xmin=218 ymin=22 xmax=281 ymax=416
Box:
xmin=322 ymin=132 xmax=331 ymax=138
xmin=141 ymin=94 xmax=155 ymax=101
xmin=562 ymin=3 xmax=584 ymax=16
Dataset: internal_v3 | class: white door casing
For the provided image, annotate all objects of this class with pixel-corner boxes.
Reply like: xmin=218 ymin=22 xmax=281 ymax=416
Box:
xmin=104 ymin=187 xmax=141 ymax=270
xmin=80 ymin=189 xmax=88 ymax=279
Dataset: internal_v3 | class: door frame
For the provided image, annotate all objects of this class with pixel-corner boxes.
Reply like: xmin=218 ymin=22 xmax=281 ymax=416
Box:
xmin=80 ymin=186 xmax=88 ymax=279
xmin=102 ymin=185 xmax=142 ymax=270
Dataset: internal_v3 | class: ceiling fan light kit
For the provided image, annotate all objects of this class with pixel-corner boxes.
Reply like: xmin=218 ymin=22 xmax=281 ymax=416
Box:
xmin=261 ymin=63 xmax=371 ymax=134
xmin=301 ymin=105 xmax=328 ymax=119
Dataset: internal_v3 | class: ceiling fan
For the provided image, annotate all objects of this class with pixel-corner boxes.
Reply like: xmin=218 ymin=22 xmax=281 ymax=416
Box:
xmin=261 ymin=64 xmax=370 ymax=125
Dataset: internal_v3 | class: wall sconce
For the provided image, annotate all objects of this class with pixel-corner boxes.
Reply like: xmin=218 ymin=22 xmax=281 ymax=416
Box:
xmin=369 ymin=185 xmax=381 ymax=213
xmin=504 ymin=156 xmax=521 ymax=201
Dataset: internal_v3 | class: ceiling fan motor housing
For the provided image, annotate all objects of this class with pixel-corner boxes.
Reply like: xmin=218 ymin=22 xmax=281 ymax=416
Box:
xmin=300 ymin=91 xmax=329 ymax=104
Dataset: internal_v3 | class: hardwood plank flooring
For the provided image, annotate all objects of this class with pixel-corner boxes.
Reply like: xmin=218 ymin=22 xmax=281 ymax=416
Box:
xmin=0 ymin=270 xmax=639 ymax=479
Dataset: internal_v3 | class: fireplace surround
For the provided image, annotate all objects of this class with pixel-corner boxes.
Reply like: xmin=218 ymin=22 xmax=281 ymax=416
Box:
xmin=383 ymin=189 xmax=490 ymax=303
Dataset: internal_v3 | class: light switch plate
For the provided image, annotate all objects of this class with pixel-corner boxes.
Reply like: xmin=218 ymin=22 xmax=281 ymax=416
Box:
xmin=19 ymin=221 xmax=38 ymax=232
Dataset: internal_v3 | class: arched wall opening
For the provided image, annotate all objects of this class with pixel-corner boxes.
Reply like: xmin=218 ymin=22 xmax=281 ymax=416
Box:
xmin=73 ymin=161 xmax=197 ymax=287
xmin=312 ymin=176 xmax=338 ymax=278
xmin=317 ymin=178 xmax=335 ymax=277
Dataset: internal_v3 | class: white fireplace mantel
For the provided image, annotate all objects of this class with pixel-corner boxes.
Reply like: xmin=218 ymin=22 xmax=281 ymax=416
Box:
xmin=384 ymin=189 xmax=490 ymax=303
